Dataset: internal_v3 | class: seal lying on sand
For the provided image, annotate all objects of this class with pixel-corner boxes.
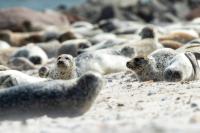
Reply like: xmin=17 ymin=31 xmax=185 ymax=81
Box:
xmin=39 ymin=54 xmax=77 ymax=80
xmin=127 ymin=48 xmax=177 ymax=81
xmin=8 ymin=57 xmax=36 ymax=71
xmin=127 ymin=48 xmax=200 ymax=82
xmin=12 ymin=43 xmax=48 ymax=65
xmin=0 ymin=72 xmax=104 ymax=120
xmin=57 ymin=39 xmax=91 ymax=57
xmin=0 ymin=70 xmax=47 ymax=88
xmin=122 ymin=26 xmax=163 ymax=57
xmin=164 ymin=52 xmax=200 ymax=82
xmin=76 ymin=45 xmax=135 ymax=76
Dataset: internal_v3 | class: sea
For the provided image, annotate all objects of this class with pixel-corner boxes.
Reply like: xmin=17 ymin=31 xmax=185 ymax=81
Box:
xmin=0 ymin=0 xmax=86 ymax=10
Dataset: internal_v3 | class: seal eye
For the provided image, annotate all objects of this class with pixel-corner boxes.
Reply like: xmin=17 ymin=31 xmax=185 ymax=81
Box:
xmin=57 ymin=57 xmax=61 ymax=60
xmin=134 ymin=57 xmax=148 ymax=66
xmin=79 ymin=43 xmax=88 ymax=49
xmin=65 ymin=57 xmax=70 ymax=60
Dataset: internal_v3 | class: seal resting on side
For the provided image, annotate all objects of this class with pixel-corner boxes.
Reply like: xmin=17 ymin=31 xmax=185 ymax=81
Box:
xmin=0 ymin=72 xmax=104 ymax=120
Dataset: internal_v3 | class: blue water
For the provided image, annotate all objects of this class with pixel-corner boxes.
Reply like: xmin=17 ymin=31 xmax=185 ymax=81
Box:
xmin=0 ymin=0 xmax=86 ymax=10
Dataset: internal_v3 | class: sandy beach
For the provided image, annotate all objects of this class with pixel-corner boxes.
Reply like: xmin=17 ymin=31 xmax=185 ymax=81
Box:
xmin=0 ymin=72 xmax=200 ymax=133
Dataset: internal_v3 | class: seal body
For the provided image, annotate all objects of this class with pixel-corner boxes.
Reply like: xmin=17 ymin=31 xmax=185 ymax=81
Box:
xmin=127 ymin=48 xmax=178 ymax=81
xmin=39 ymin=54 xmax=77 ymax=80
xmin=12 ymin=43 xmax=48 ymax=65
xmin=0 ymin=70 xmax=47 ymax=88
xmin=0 ymin=72 xmax=104 ymax=120
xmin=164 ymin=52 xmax=200 ymax=82
xmin=76 ymin=46 xmax=135 ymax=76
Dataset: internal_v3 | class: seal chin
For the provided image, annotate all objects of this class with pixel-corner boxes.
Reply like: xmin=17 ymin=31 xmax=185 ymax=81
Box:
xmin=164 ymin=69 xmax=182 ymax=82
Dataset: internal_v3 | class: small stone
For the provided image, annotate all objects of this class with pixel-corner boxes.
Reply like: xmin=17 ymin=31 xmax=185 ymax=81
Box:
xmin=176 ymin=97 xmax=180 ymax=100
xmin=191 ymin=103 xmax=198 ymax=108
xmin=117 ymin=103 xmax=124 ymax=107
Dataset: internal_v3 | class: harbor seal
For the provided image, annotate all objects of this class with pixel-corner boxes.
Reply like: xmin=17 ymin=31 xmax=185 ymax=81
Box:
xmin=8 ymin=57 xmax=36 ymax=71
xmin=0 ymin=40 xmax=10 ymax=49
xmin=76 ymin=46 xmax=134 ymax=76
xmin=0 ymin=72 xmax=104 ymax=120
xmin=122 ymin=26 xmax=163 ymax=57
xmin=126 ymin=48 xmax=178 ymax=81
xmin=0 ymin=70 xmax=47 ymax=88
xmin=12 ymin=43 xmax=48 ymax=65
xmin=164 ymin=52 xmax=200 ymax=82
xmin=57 ymin=39 xmax=92 ymax=57
xmin=127 ymin=48 xmax=200 ymax=82
xmin=39 ymin=54 xmax=77 ymax=80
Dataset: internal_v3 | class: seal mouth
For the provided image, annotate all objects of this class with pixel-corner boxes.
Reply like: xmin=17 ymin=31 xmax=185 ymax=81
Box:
xmin=126 ymin=61 xmax=142 ymax=72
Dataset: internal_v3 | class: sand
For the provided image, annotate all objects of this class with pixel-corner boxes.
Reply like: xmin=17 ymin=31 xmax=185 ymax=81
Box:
xmin=0 ymin=71 xmax=200 ymax=133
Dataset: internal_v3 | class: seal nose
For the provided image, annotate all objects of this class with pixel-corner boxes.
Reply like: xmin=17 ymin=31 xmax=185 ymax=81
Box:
xmin=57 ymin=60 xmax=64 ymax=65
xmin=164 ymin=69 xmax=182 ymax=82
xmin=29 ymin=56 xmax=41 ymax=65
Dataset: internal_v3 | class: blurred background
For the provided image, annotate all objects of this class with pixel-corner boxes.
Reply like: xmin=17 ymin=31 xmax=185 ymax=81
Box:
xmin=0 ymin=0 xmax=85 ymax=10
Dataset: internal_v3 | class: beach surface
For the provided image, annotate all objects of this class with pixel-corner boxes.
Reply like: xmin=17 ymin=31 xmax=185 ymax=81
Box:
xmin=1 ymin=72 xmax=200 ymax=133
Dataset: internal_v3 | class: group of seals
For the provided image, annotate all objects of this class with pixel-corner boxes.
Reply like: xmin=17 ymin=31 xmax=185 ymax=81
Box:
xmin=0 ymin=4 xmax=199 ymax=121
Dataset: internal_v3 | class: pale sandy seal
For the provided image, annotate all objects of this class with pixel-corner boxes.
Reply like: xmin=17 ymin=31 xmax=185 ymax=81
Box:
xmin=0 ymin=72 xmax=104 ymax=120
xmin=39 ymin=54 xmax=77 ymax=80
xmin=122 ymin=26 xmax=163 ymax=57
xmin=76 ymin=45 xmax=135 ymax=76
xmin=0 ymin=65 xmax=10 ymax=71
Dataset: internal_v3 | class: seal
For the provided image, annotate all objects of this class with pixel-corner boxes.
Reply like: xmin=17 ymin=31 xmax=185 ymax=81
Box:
xmin=122 ymin=26 xmax=163 ymax=57
xmin=159 ymin=29 xmax=199 ymax=44
xmin=126 ymin=48 xmax=178 ymax=81
xmin=0 ymin=47 xmax=17 ymax=66
xmin=37 ymin=40 xmax=62 ymax=58
xmin=78 ymin=38 xmax=126 ymax=54
xmin=164 ymin=52 xmax=200 ymax=82
xmin=39 ymin=54 xmax=77 ymax=80
xmin=0 ymin=70 xmax=47 ymax=88
xmin=0 ymin=65 xmax=10 ymax=71
xmin=76 ymin=46 xmax=135 ymax=76
xmin=8 ymin=57 xmax=36 ymax=71
xmin=0 ymin=72 xmax=104 ymax=120
xmin=57 ymin=39 xmax=92 ymax=57
xmin=12 ymin=43 xmax=48 ymax=65
xmin=0 ymin=40 xmax=10 ymax=49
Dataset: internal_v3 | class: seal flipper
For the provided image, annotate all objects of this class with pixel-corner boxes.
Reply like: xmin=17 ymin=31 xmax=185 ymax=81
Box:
xmin=192 ymin=52 xmax=200 ymax=60
xmin=185 ymin=52 xmax=200 ymax=80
